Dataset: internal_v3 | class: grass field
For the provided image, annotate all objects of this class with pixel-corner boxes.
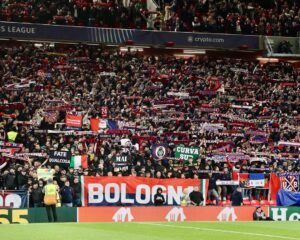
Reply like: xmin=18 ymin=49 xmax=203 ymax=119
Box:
xmin=1 ymin=222 xmax=300 ymax=240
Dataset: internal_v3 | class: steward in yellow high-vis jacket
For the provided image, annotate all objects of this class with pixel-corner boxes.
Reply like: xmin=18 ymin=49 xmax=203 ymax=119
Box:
xmin=43 ymin=179 xmax=58 ymax=222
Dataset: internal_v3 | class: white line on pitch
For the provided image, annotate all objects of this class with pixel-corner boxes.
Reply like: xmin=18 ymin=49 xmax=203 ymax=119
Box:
xmin=136 ymin=222 xmax=300 ymax=240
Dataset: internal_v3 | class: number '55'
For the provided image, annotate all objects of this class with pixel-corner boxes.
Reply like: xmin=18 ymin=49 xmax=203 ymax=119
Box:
xmin=0 ymin=209 xmax=29 ymax=224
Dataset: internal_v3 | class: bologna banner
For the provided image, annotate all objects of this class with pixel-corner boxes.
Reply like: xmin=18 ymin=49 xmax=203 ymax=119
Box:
xmin=0 ymin=191 xmax=28 ymax=208
xmin=82 ymin=176 xmax=207 ymax=206
xmin=78 ymin=206 xmax=267 ymax=222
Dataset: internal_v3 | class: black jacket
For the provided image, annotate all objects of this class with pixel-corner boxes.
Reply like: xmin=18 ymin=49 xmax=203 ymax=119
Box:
xmin=154 ymin=193 xmax=165 ymax=206
xmin=231 ymin=190 xmax=243 ymax=206
xmin=71 ymin=182 xmax=81 ymax=199
xmin=17 ymin=173 xmax=28 ymax=188
xmin=31 ymin=188 xmax=43 ymax=204
xmin=189 ymin=191 xmax=204 ymax=206
xmin=4 ymin=173 xmax=16 ymax=190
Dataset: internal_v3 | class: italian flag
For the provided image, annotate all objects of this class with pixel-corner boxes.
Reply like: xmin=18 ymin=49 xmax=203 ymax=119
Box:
xmin=199 ymin=179 xmax=209 ymax=206
xmin=70 ymin=155 xmax=88 ymax=169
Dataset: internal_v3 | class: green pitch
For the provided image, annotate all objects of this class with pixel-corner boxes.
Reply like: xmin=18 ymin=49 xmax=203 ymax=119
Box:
xmin=1 ymin=222 xmax=300 ymax=240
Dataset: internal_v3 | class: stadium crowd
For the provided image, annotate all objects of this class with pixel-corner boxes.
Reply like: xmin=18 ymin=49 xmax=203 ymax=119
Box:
xmin=0 ymin=43 xmax=299 ymax=207
xmin=1 ymin=0 xmax=299 ymax=36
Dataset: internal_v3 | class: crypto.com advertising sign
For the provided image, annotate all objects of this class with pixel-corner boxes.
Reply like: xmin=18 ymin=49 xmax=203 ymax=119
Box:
xmin=0 ymin=21 xmax=260 ymax=49
xmin=82 ymin=176 xmax=199 ymax=206
xmin=78 ymin=206 xmax=266 ymax=222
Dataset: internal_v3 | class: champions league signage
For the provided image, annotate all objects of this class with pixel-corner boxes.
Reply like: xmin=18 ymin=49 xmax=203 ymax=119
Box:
xmin=0 ymin=21 xmax=260 ymax=49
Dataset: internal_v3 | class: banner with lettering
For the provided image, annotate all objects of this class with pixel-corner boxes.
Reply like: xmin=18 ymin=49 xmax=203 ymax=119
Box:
xmin=0 ymin=190 xmax=28 ymax=208
xmin=37 ymin=168 xmax=54 ymax=180
xmin=65 ymin=115 xmax=82 ymax=128
xmin=112 ymin=154 xmax=129 ymax=168
xmin=279 ymin=174 xmax=299 ymax=192
xmin=49 ymin=150 xmax=71 ymax=167
xmin=174 ymin=145 xmax=199 ymax=161
xmin=233 ymin=172 xmax=269 ymax=189
xmin=82 ymin=176 xmax=206 ymax=206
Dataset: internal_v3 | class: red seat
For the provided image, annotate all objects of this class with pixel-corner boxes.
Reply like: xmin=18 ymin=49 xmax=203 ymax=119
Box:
xmin=260 ymin=200 xmax=269 ymax=206
xmin=250 ymin=200 xmax=260 ymax=205
xmin=243 ymin=199 xmax=251 ymax=206
xmin=269 ymin=200 xmax=277 ymax=206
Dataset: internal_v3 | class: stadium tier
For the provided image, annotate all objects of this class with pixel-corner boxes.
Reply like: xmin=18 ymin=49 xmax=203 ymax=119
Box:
xmin=0 ymin=0 xmax=299 ymax=36
xmin=0 ymin=42 xmax=299 ymax=210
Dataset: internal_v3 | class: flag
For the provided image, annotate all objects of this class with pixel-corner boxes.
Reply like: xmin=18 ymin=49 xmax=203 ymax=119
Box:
xmin=269 ymin=173 xmax=280 ymax=201
xmin=107 ymin=120 xmax=118 ymax=129
xmin=152 ymin=144 xmax=170 ymax=160
xmin=90 ymin=118 xmax=107 ymax=131
xmin=44 ymin=111 xmax=58 ymax=124
xmin=280 ymin=175 xmax=299 ymax=192
xmin=70 ymin=155 xmax=88 ymax=169
xmin=249 ymin=173 xmax=265 ymax=187
xmin=250 ymin=135 xmax=268 ymax=144
xmin=199 ymin=179 xmax=209 ymax=206
xmin=232 ymin=172 xmax=249 ymax=187
xmin=90 ymin=118 xmax=100 ymax=132
xmin=121 ymin=138 xmax=132 ymax=147
xmin=120 ymin=138 xmax=139 ymax=152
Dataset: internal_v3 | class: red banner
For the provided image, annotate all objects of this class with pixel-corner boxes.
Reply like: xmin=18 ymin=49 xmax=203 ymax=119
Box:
xmin=78 ymin=206 xmax=267 ymax=222
xmin=82 ymin=176 xmax=203 ymax=206
xmin=65 ymin=115 xmax=82 ymax=128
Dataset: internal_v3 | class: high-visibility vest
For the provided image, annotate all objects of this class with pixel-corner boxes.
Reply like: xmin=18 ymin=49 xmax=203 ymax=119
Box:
xmin=7 ymin=131 xmax=18 ymax=142
xmin=180 ymin=195 xmax=190 ymax=207
xmin=44 ymin=184 xmax=57 ymax=205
